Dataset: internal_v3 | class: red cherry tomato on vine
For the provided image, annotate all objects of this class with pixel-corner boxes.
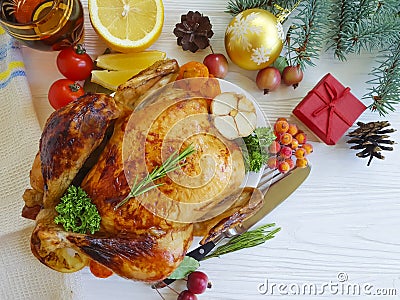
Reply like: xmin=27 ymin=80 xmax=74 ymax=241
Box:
xmin=56 ymin=44 xmax=93 ymax=81
xmin=48 ymin=79 xmax=84 ymax=110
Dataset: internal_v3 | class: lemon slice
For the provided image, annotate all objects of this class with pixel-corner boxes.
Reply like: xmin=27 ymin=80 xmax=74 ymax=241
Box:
xmin=91 ymin=69 xmax=141 ymax=91
xmin=88 ymin=0 xmax=164 ymax=52
xmin=95 ymin=51 xmax=166 ymax=71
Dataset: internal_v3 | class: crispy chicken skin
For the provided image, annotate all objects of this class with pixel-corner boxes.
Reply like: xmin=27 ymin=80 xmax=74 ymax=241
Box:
xmin=23 ymin=59 xmax=251 ymax=282
xmin=79 ymin=111 xmax=194 ymax=281
xmin=22 ymin=94 xmax=120 ymax=219
xmin=122 ymin=91 xmax=246 ymax=223
xmin=40 ymin=93 xmax=120 ymax=208
xmin=31 ymin=112 xmax=193 ymax=281
xmin=114 ymin=59 xmax=179 ymax=109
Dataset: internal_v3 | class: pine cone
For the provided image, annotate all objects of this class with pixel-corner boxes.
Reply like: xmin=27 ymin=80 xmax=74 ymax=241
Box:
xmin=347 ymin=121 xmax=396 ymax=166
xmin=173 ymin=11 xmax=214 ymax=53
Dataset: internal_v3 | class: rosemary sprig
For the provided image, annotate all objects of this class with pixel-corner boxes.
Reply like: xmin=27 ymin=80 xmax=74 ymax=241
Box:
xmin=204 ymin=223 xmax=281 ymax=259
xmin=115 ymin=144 xmax=196 ymax=209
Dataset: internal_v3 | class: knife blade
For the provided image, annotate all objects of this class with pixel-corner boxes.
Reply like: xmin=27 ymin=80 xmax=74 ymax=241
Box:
xmin=155 ymin=165 xmax=311 ymax=288
xmin=241 ymin=164 xmax=311 ymax=231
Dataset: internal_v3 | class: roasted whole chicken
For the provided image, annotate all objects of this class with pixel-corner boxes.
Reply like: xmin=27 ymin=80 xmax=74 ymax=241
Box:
xmin=22 ymin=59 xmax=262 ymax=282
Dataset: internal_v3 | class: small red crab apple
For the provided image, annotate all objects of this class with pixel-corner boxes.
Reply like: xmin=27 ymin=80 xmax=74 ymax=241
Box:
xmin=278 ymin=160 xmax=291 ymax=174
xmin=187 ymin=271 xmax=209 ymax=294
xmin=279 ymin=133 xmax=293 ymax=145
xmin=287 ymin=123 xmax=299 ymax=136
xmin=279 ymin=146 xmax=293 ymax=159
xmin=256 ymin=66 xmax=281 ymax=94
xmin=203 ymin=52 xmax=229 ymax=79
xmin=177 ymin=290 xmax=197 ymax=300
xmin=295 ymin=132 xmax=307 ymax=144
xmin=282 ymin=65 xmax=303 ymax=89
xmin=296 ymin=157 xmax=308 ymax=168
xmin=274 ymin=119 xmax=290 ymax=134
xmin=267 ymin=156 xmax=278 ymax=169
xmin=268 ymin=141 xmax=281 ymax=154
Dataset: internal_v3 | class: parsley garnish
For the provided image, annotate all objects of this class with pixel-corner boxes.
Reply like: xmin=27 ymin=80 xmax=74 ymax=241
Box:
xmin=54 ymin=186 xmax=101 ymax=234
xmin=242 ymin=127 xmax=276 ymax=172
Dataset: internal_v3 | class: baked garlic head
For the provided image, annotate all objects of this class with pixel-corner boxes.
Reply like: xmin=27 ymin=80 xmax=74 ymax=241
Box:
xmin=211 ymin=92 xmax=257 ymax=140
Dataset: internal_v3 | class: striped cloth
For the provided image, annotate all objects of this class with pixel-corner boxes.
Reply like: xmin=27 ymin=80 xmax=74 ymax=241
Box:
xmin=0 ymin=29 xmax=83 ymax=300
xmin=0 ymin=27 xmax=26 ymax=88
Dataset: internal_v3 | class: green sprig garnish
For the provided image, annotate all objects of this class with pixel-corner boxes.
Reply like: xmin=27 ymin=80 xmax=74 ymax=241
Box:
xmin=115 ymin=145 xmax=196 ymax=209
xmin=54 ymin=186 xmax=101 ymax=234
xmin=242 ymin=127 xmax=276 ymax=172
xmin=204 ymin=223 xmax=281 ymax=259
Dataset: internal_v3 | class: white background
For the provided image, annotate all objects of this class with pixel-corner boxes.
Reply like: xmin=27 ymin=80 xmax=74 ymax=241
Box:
xmin=22 ymin=0 xmax=400 ymax=299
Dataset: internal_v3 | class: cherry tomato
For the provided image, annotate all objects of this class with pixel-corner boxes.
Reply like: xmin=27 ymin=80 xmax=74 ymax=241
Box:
xmin=56 ymin=44 xmax=93 ymax=81
xmin=89 ymin=260 xmax=113 ymax=278
xmin=48 ymin=79 xmax=84 ymax=110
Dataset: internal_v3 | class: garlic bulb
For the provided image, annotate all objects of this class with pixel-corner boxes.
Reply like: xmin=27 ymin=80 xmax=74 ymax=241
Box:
xmin=211 ymin=92 xmax=257 ymax=140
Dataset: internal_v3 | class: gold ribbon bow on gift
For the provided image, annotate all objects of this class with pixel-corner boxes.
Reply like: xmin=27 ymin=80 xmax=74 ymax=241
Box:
xmin=311 ymin=82 xmax=352 ymax=144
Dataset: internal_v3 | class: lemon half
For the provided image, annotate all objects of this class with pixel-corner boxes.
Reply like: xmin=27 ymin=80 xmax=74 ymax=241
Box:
xmin=88 ymin=0 xmax=164 ymax=52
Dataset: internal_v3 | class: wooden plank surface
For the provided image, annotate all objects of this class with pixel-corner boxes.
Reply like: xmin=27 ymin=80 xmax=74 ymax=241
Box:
xmin=21 ymin=1 xmax=400 ymax=299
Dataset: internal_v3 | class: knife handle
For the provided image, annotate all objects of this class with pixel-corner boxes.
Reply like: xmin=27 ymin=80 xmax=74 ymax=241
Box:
xmin=154 ymin=241 xmax=216 ymax=288
xmin=186 ymin=240 xmax=216 ymax=261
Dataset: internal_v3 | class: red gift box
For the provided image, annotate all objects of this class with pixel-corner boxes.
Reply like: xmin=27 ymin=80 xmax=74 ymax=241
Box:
xmin=293 ymin=73 xmax=366 ymax=145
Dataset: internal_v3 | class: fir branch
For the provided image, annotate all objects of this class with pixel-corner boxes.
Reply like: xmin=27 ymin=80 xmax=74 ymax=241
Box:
xmin=286 ymin=0 xmax=329 ymax=69
xmin=327 ymin=0 xmax=357 ymax=60
xmin=226 ymin=0 xmax=272 ymax=16
xmin=348 ymin=14 xmax=400 ymax=54
xmin=327 ymin=0 xmax=400 ymax=60
xmin=363 ymin=40 xmax=400 ymax=116
xmin=354 ymin=0 xmax=378 ymax=22
xmin=225 ymin=0 xmax=302 ymax=17
xmin=374 ymin=0 xmax=400 ymax=15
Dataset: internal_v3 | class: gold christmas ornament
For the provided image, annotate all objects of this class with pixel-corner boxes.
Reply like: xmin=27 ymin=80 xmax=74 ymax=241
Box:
xmin=225 ymin=9 xmax=284 ymax=71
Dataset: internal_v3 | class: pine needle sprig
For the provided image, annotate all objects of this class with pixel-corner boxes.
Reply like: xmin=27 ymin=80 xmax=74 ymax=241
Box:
xmin=115 ymin=145 xmax=196 ymax=209
xmin=373 ymin=0 xmax=400 ymax=15
xmin=363 ymin=40 xmax=400 ymax=116
xmin=270 ymin=0 xmax=304 ymax=18
xmin=347 ymin=14 xmax=400 ymax=55
xmin=225 ymin=0 xmax=302 ymax=17
xmin=285 ymin=0 xmax=329 ymax=69
xmin=226 ymin=0 xmax=272 ymax=16
xmin=327 ymin=0 xmax=400 ymax=60
xmin=327 ymin=0 xmax=357 ymax=61
xmin=204 ymin=223 xmax=281 ymax=259
xmin=354 ymin=0 xmax=378 ymax=22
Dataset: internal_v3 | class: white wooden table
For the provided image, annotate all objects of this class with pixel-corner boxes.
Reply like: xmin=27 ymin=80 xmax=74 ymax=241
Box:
xmin=21 ymin=1 xmax=400 ymax=299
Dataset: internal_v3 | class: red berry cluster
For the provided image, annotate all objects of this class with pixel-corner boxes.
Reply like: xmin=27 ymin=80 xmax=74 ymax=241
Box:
xmin=177 ymin=271 xmax=210 ymax=300
xmin=267 ymin=118 xmax=313 ymax=174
